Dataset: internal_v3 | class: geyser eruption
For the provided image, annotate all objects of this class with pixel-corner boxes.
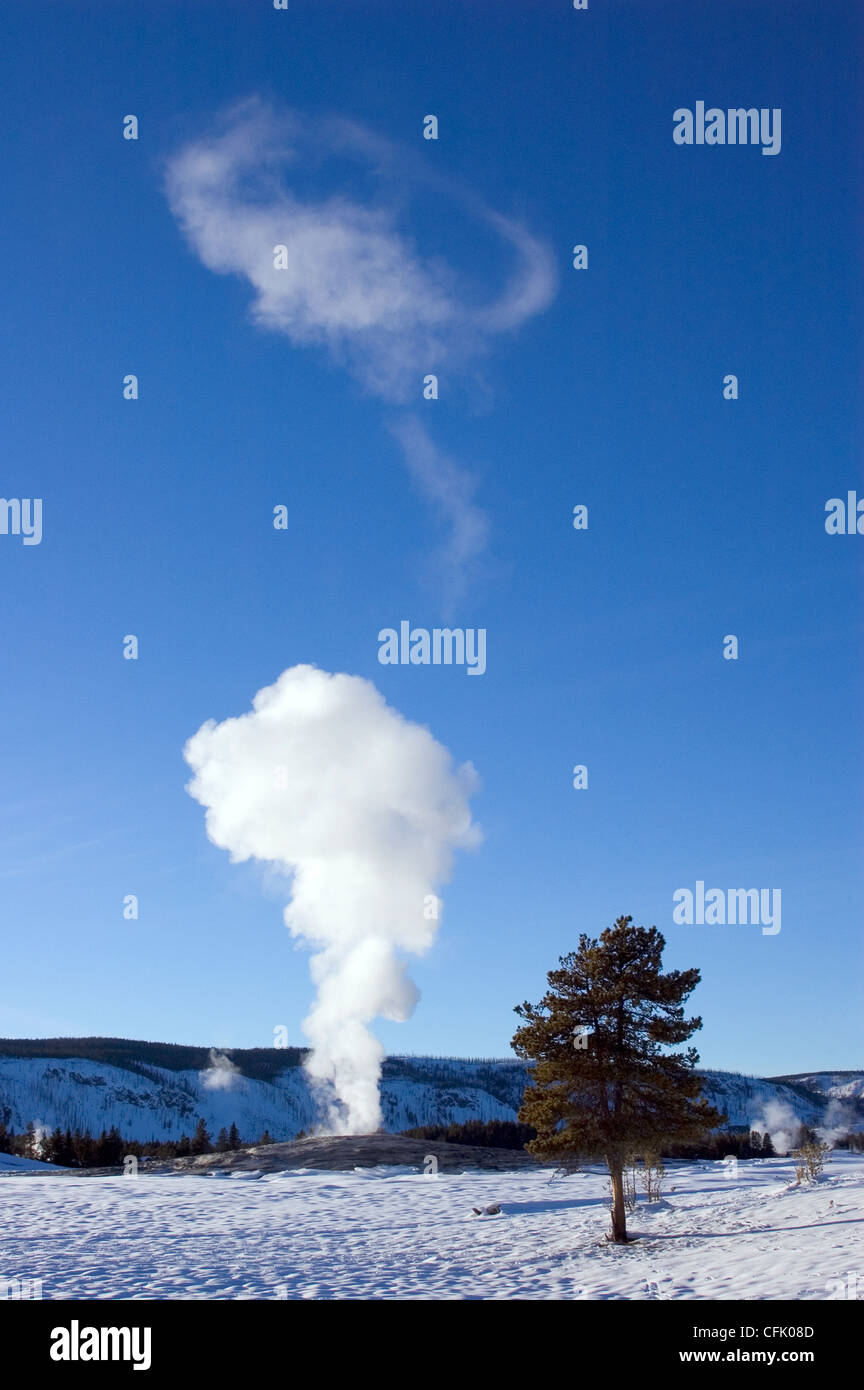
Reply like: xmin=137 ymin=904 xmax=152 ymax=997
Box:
xmin=184 ymin=665 xmax=480 ymax=1133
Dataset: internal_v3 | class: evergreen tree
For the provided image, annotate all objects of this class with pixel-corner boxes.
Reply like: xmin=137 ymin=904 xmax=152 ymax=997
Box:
xmin=191 ymin=1119 xmax=211 ymax=1155
xmin=93 ymin=1129 xmax=120 ymax=1166
xmin=216 ymin=1127 xmax=229 ymax=1152
xmin=512 ymin=916 xmax=725 ymax=1243
xmin=227 ymin=1122 xmax=240 ymax=1151
xmin=762 ymin=1131 xmax=775 ymax=1156
xmin=105 ymin=1127 xmax=124 ymax=1165
xmin=45 ymin=1128 xmax=64 ymax=1165
xmin=258 ymin=1130 xmax=273 ymax=1146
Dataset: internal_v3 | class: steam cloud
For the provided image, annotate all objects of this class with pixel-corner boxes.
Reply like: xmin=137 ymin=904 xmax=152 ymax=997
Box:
xmin=164 ymin=98 xmax=556 ymax=595
xmin=32 ymin=1121 xmax=49 ymax=1160
xmin=755 ymin=1099 xmax=802 ymax=1156
xmin=200 ymin=1049 xmax=243 ymax=1092
xmin=816 ymin=1098 xmax=855 ymax=1147
xmin=184 ymin=665 xmax=480 ymax=1133
xmin=387 ymin=416 xmax=489 ymax=597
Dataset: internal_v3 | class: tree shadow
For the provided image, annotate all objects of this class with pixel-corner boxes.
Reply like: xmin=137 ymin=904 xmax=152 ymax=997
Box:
xmin=638 ymin=1216 xmax=864 ymax=1241
xmin=502 ymin=1196 xmax=606 ymax=1216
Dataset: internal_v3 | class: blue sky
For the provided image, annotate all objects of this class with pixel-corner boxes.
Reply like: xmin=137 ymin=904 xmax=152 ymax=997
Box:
xmin=0 ymin=0 xmax=861 ymax=1076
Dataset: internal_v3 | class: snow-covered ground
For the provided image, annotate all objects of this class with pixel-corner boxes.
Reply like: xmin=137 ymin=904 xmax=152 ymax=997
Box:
xmin=1 ymin=1152 xmax=861 ymax=1300
xmin=0 ymin=1151 xmax=58 ymax=1173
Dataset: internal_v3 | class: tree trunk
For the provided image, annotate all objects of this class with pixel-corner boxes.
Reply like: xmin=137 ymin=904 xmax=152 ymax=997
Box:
xmin=609 ymin=1160 xmax=629 ymax=1243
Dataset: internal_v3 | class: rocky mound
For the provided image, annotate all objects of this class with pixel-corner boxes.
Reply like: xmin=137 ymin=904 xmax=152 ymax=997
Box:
xmin=158 ymin=1132 xmax=540 ymax=1175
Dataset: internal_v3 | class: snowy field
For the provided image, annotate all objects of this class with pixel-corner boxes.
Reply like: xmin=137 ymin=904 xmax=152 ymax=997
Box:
xmin=1 ymin=1152 xmax=861 ymax=1301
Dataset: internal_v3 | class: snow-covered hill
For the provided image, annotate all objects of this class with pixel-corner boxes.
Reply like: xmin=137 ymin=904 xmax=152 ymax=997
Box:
xmin=0 ymin=1150 xmax=59 ymax=1173
xmin=695 ymin=1070 xmax=828 ymax=1132
xmin=0 ymin=1052 xmax=522 ymax=1143
xmin=0 ymin=1041 xmax=860 ymax=1144
xmin=777 ymin=1072 xmax=864 ymax=1105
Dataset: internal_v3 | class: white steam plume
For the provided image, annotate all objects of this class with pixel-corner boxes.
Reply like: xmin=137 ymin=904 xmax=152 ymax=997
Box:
xmin=816 ymin=1098 xmax=855 ymax=1147
xmin=200 ymin=1049 xmax=242 ymax=1092
xmin=32 ymin=1121 xmax=49 ymax=1160
xmin=164 ymin=98 xmax=555 ymax=590
xmin=184 ymin=665 xmax=480 ymax=1134
xmin=164 ymin=98 xmax=555 ymax=397
xmin=755 ymin=1099 xmax=802 ymax=1156
xmin=387 ymin=415 xmax=489 ymax=599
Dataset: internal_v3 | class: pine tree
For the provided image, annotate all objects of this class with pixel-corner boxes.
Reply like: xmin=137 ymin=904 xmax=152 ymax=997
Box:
xmin=762 ymin=1131 xmax=775 ymax=1156
xmin=227 ymin=1122 xmax=240 ymax=1151
xmin=216 ymin=1127 xmax=229 ymax=1152
xmin=512 ymin=915 xmax=725 ymax=1243
xmin=59 ymin=1129 xmax=74 ymax=1167
xmin=191 ymin=1119 xmax=211 ymax=1155
xmin=72 ymin=1129 xmax=95 ymax=1167
xmin=258 ymin=1129 xmax=273 ymax=1146
xmin=93 ymin=1130 xmax=109 ymax=1166
xmin=105 ymin=1127 xmax=124 ymax=1165
xmin=46 ymin=1128 xmax=64 ymax=1164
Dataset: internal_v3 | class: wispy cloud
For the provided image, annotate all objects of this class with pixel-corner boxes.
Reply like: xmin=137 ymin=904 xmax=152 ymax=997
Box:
xmin=387 ymin=416 xmax=489 ymax=598
xmin=165 ymin=98 xmax=556 ymax=590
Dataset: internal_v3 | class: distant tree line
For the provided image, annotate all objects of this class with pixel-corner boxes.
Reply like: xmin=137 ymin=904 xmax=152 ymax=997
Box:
xmin=664 ymin=1130 xmax=776 ymax=1160
xmin=0 ymin=1036 xmax=306 ymax=1080
xmin=401 ymin=1117 xmax=864 ymax=1161
xmin=3 ymin=1111 xmax=860 ymax=1168
xmin=0 ymin=1118 xmax=289 ymax=1167
xmin=402 ymin=1120 xmax=775 ymax=1159
xmin=642 ymin=1123 xmax=864 ymax=1161
xmin=401 ymin=1120 xmax=538 ymax=1149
